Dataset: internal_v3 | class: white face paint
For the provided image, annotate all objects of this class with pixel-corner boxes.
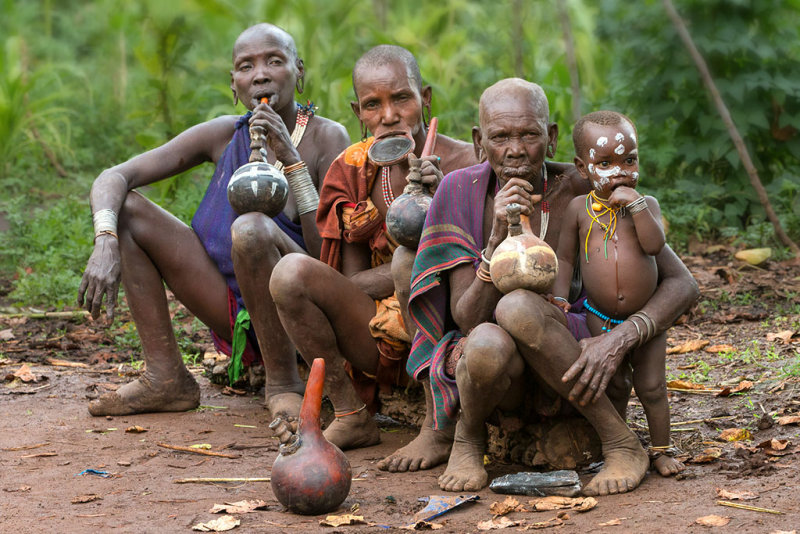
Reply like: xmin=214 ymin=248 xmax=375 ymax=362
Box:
xmin=630 ymin=133 xmax=637 ymax=144
xmin=588 ymin=163 xmax=594 ymax=173
xmin=632 ymin=172 xmax=639 ymax=182
xmin=594 ymin=165 xmax=621 ymax=179
xmin=614 ymin=144 xmax=625 ymax=155
xmin=615 ymin=132 xmax=625 ymax=142
xmin=596 ymin=136 xmax=608 ymax=147
xmin=594 ymin=175 xmax=610 ymax=191
xmin=589 ymin=148 xmax=596 ymax=161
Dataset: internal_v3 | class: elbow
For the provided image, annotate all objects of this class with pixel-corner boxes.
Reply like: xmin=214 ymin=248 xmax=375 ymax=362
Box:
xmin=644 ymin=240 xmax=666 ymax=256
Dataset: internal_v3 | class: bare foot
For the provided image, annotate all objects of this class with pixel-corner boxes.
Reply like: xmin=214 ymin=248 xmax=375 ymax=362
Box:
xmin=583 ymin=434 xmax=649 ymax=496
xmin=88 ymin=374 xmax=199 ymax=416
xmin=378 ymin=425 xmax=454 ymax=472
xmin=266 ymin=392 xmax=303 ymax=433
xmin=323 ymin=409 xmax=380 ymax=451
xmin=437 ymin=425 xmax=488 ymax=492
xmin=653 ymin=455 xmax=685 ymax=476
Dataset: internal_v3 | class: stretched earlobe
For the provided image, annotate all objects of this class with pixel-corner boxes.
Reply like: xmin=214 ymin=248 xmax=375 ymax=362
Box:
xmin=232 ymin=90 xmax=239 ymax=107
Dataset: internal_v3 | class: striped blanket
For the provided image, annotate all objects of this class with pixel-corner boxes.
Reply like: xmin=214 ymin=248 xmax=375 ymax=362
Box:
xmin=407 ymin=161 xmax=494 ymax=429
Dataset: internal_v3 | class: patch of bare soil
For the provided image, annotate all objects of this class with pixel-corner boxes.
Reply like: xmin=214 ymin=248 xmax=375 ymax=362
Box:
xmin=1 ymin=248 xmax=799 ymax=533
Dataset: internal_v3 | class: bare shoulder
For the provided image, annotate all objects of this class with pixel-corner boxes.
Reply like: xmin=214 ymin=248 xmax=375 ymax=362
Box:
xmin=435 ymin=134 xmax=478 ymax=174
xmin=177 ymin=115 xmax=239 ymax=163
xmin=306 ymin=115 xmax=350 ymax=146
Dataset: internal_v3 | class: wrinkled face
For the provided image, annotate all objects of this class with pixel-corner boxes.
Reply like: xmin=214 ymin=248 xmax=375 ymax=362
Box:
xmin=352 ymin=61 xmax=427 ymax=141
xmin=577 ymin=121 xmax=639 ymax=197
xmin=476 ymin=93 xmax=556 ymax=185
xmin=230 ymin=29 xmax=301 ymax=111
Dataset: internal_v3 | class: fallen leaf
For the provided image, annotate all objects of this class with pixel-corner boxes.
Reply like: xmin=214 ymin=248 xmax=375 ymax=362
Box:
xmin=192 ymin=515 xmax=240 ymax=532
xmin=528 ymin=496 xmax=597 ymax=512
xmin=125 ymin=426 xmax=148 ymax=433
xmin=666 ymin=379 xmax=707 ymax=390
xmin=666 ymin=339 xmax=710 ymax=354
xmin=222 ymin=386 xmax=247 ymax=396
xmin=209 ymin=500 xmax=268 ymax=514
xmin=732 ymin=380 xmax=753 ymax=393
xmin=705 ymin=344 xmax=735 ymax=353
xmin=695 ymin=514 xmax=730 ymax=527
xmin=757 ymin=438 xmax=792 ymax=456
xmin=489 ymin=496 xmax=526 ymax=516
xmin=400 ymin=521 xmax=443 ymax=530
xmin=0 ymin=329 xmax=14 ymax=341
xmin=719 ymin=428 xmax=752 ymax=442
xmin=734 ymin=247 xmax=771 ymax=265
xmin=689 ymin=447 xmax=723 ymax=464
xmin=716 ymin=487 xmax=758 ymax=500
xmin=477 ymin=516 xmax=523 ymax=530
xmin=766 ymin=330 xmax=795 ymax=344
xmin=319 ymin=513 xmax=367 ymax=527
xmin=13 ymin=364 xmax=37 ymax=383
xmin=3 ymin=485 xmax=31 ymax=492
xmin=777 ymin=415 xmax=800 ymax=426
xmin=598 ymin=518 xmax=624 ymax=526
xmin=71 ymin=494 xmax=101 ymax=504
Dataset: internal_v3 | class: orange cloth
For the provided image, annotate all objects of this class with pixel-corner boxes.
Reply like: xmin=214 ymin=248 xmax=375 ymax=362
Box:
xmin=317 ymin=138 xmax=396 ymax=271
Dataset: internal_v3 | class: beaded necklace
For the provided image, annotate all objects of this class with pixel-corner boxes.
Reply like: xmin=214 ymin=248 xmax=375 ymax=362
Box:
xmin=584 ymin=190 xmax=618 ymax=262
xmin=272 ymin=101 xmax=316 ymax=172
xmin=381 ymin=166 xmax=394 ymax=207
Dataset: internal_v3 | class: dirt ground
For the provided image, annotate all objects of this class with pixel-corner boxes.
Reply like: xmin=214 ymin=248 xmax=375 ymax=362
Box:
xmin=1 ymin=246 xmax=799 ymax=533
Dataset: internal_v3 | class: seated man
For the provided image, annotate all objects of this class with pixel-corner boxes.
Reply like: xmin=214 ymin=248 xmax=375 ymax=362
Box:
xmin=269 ymin=45 xmax=477 ymax=450
xmin=77 ymin=23 xmax=350 ymax=417
xmin=407 ymin=78 xmax=699 ymax=495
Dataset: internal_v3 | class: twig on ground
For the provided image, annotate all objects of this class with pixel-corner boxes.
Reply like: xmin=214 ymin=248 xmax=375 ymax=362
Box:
xmin=671 ymin=416 xmax=735 ymax=426
xmin=156 ymin=443 xmax=241 ymax=459
xmin=716 ymin=500 xmax=783 ymax=514
xmin=174 ymin=477 xmax=270 ymax=484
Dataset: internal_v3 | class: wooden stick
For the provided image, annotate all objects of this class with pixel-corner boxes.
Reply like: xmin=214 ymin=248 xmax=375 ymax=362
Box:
xmin=0 ymin=310 xmax=90 ymax=319
xmin=716 ymin=501 xmax=783 ymax=514
xmin=671 ymin=416 xmax=735 ymax=426
xmin=2 ymin=442 xmax=48 ymax=451
xmin=174 ymin=477 xmax=270 ymax=484
xmin=667 ymin=387 xmax=721 ymax=395
xmin=156 ymin=443 xmax=240 ymax=459
xmin=663 ymin=0 xmax=799 ymax=256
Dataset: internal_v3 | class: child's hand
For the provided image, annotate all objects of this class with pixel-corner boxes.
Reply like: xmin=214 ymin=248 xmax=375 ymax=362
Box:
xmin=608 ymin=186 xmax=639 ymax=209
xmin=548 ymin=295 xmax=571 ymax=313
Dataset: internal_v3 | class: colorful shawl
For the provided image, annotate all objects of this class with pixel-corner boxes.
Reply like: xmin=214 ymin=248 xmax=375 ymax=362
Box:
xmin=191 ymin=112 xmax=305 ymax=365
xmin=407 ymin=161 xmax=493 ymax=429
xmin=316 ymin=138 xmax=397 ymax=271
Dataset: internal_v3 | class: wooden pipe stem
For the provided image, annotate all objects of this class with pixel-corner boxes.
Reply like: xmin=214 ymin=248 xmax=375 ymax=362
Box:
xmin=421 ymin=117 xmax=438 ymax=157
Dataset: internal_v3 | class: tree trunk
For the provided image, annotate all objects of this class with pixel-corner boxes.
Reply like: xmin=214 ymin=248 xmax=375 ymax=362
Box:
xmin=663 ymin=0 xmax=799 ymax=256
xmin=557 ymin=1 xmax=581 ymax=123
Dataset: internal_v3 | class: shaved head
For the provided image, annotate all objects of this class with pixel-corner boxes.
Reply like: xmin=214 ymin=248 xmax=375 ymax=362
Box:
xmin=572 ymin=110 xmax=636 ymax=158
xmin=479 ymin=78 xmax=549 ymax=127
xmin=352 ymin=45 xmax=422 ymax=97
xmin=233 ymin=23 xmax=298 ymax=61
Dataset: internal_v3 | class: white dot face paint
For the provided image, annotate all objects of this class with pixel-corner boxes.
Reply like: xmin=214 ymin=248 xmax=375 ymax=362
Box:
xmin=589 ymin=148 xmax=596 ymax=161
xmin=596 ymin=137 xmax=608 ymax=147
xmin=630 ymin=133 xmax=636 ymax=144
xmin=614 ymin=144 xmax=625 ymax=155
xmin=615 ymin=132 xmax=625 ymax=142
xmin=588 ymin=163 xmax=594 ymax=173
xmin=632 ymin=172 xmax=639 ymax=183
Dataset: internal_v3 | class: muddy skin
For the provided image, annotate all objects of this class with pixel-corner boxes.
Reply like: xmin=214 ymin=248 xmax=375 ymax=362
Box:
xmin=377 ymin=381 xmax=454 ymax=472
xmin=77 ymin=24 xmax=349 ymax=418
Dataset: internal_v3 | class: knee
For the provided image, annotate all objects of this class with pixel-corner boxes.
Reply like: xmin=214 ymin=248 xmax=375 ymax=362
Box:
xmin=230 ymin=212 xmax=281 ymax=259
xmin=495 ymin=289 xmax=548 ymax=345
xmin=391 ymin=246 xmax=415 ymax=294
xmin=634 ymin=374 xmax=667 ymax=406
xmin=606 ymin=368 xmax=633 ymax=405
xmin=118 ymin=190 xmax=148 ymax=232
xmin=460 ymin=323 xmax=521 ymax=389
xmin=270 ymin=253 xmax=318 ymax=305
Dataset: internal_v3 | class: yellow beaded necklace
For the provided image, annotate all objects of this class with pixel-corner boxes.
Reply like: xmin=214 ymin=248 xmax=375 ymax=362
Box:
xmin=584 ymin=190 xmax=619 ymax=262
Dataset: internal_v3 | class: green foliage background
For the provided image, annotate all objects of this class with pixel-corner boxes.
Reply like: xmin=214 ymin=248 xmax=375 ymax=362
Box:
xmin=1 ymin=0 xmax=799 ymax=307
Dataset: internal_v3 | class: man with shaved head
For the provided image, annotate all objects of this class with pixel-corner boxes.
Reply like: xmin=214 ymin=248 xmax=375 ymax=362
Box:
xmin=78 ymin=23 xmax=349 ymax=417
xmin=406 ymin=78 xmax=698 ymax=495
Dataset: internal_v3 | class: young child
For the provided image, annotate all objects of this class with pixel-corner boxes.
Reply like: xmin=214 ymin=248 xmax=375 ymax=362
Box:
xmin=551 ymin=110 xmax=684 ymax=476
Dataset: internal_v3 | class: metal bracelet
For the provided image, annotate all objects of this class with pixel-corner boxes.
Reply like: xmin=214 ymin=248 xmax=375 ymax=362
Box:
xmin=553 ymin=296 xmax=569 ymax=304
xmin=625 ymin=196 xmax=648 ymax=215
xmin=285 ymin=165 xmax=319 ymax=215
xmin=93 ymin=208 xmax=118 ymax=238
xmin=475 ymin=264 xmax=493 ymax=283
xmin=480 ymin=248 xmax=492 ymax=267
xmin=648 ymin=444 xmax=681 ymax=459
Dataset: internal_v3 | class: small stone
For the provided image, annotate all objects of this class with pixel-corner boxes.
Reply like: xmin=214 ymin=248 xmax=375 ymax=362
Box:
xmin=117 ymin=460 xmax=131 ymax=467
xmin=757 ymin=414 xmax=774 ymax=430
